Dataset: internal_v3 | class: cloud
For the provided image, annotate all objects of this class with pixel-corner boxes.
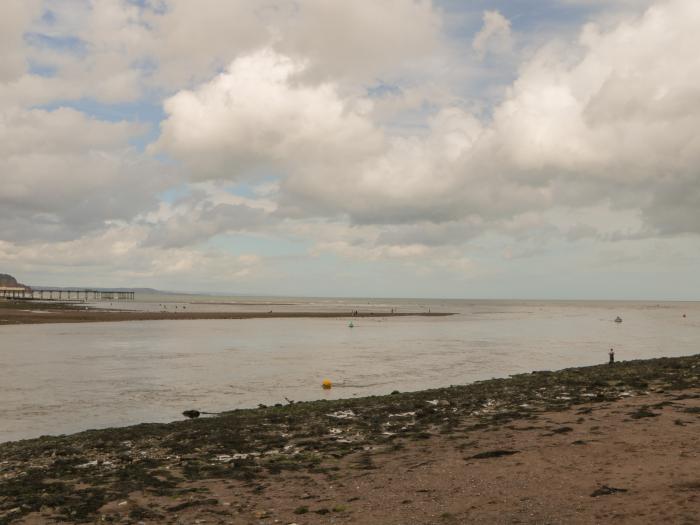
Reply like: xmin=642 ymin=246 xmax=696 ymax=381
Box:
xmin=0 ymin=0 xmax=149 ymax=106
xmin=0 ymin=106 xmax=169 ymax=241
xmin=157 ymin=53 xmax=549 ymax=228
xmin=142 ymin=0 xmax=443 ymax=88
xmin=144 ymin=202 xmax=273 ymax=248
xmin=275 ymin=0 xmax=444 ymax=83
xmin=472 ymin=10 xmax=513 ymax=59
xmin=0 ymin=225 xmax=263 ymax=288
xmin=0 ymin=0 xmax=42 ymax=82
xmin=490 ymin=0 xmax=700 ymax=234
xmin=2 ymin=0 xmax=700 ymax=295
xmin=156 ymin=0 xmax=700 ymax=248
xmin=153 ymin=48 xmax=383 ymax=179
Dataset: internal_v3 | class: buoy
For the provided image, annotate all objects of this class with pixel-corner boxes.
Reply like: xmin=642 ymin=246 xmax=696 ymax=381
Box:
xmin=322 ymin=379 xmax=332 ymax=390
xmin=348 ymin=321 xmax=354 ymax=328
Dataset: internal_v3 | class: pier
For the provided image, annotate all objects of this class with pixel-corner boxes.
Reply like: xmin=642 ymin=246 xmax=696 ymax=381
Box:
xmin=0 ymin=287 xmax=134 ymax=301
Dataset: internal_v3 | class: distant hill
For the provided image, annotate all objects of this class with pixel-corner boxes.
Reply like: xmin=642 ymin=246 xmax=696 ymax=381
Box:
xmin=1 ymin=275 xmax=180 ymax=294
xmin=26 ymin=286 xmax=171 ymax=294
xmin=0 ymin=273 xmax=30 ymax=290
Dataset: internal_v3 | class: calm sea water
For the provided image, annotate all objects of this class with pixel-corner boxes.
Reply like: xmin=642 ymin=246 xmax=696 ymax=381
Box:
xmin=1 ymin=297 xmax=698 ymax=442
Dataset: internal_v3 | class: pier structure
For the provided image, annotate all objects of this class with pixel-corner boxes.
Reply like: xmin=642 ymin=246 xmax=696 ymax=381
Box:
xmin=0 ymin=287 xmax=134 ymax=301
xmin=0 ymin=287 xmax=31 ymax=299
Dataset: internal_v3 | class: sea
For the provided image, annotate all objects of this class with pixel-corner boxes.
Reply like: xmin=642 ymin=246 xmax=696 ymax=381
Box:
xmin=1 ymin=295 xmax=698 ymax=443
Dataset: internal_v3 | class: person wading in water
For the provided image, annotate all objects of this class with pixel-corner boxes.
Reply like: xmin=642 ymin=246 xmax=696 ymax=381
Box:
xmin=609 ymin=348 xmax=615 ymax=366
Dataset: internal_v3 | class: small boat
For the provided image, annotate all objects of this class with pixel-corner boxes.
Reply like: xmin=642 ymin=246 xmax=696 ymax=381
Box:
xmin=614 ymin=316 xmax=623 ymax=323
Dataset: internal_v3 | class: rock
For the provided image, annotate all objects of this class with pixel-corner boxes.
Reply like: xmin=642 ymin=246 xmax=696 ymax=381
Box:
xmin=469 ymin=450 xmax=519 ymax=460
xmin=182 ymin=410 xmax=201 ymax=419
xmin=326 ymin=410 xmax=356 ymax=419
xmin=550 ymin=427 xmax=573 ymax=434
xmin=590 ymin=485 xmax=628 ymax=497
xmin=628 ymin=407 xmax=659 ymax=419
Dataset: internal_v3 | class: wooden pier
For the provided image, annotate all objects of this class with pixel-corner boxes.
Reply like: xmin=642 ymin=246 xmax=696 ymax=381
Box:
xmin=0 ymin=287 xmax=134 ymax=301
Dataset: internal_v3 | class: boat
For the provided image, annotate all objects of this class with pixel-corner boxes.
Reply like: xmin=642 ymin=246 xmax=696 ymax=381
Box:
xmin=614 ymin=316 xmax=623 ymax=323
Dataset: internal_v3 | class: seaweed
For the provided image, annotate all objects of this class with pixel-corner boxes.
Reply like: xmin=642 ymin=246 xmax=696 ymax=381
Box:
xmin=1 ymin=353 xmax=699 ymax=523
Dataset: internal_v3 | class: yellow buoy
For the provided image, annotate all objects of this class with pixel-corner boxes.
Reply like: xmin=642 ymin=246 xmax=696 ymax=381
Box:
xmin=322 ymin=379 xmax=332 ymax=390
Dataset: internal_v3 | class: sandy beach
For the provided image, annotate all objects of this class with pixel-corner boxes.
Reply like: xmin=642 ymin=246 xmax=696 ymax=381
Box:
xmin=1 ymin=354 xmax=699 ymax=524
xmin=0 ymin=300 xmax=450 ymax=326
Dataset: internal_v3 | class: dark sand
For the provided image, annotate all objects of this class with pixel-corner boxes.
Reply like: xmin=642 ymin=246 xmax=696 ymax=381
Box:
xmin=1 ymin=354 xmax=699 ymax=524
xmin=0 ymin=300 xmax=451 ymax=326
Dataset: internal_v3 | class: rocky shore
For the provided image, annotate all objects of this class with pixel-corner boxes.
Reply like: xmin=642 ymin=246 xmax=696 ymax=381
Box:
xmin=1 ymin=355 xmax=699 ymax=524
xmin=0 ymin=300 xmax=450 ymax=326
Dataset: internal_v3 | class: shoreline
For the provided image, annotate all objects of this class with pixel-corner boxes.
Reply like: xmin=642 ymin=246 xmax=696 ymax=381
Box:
xmin=1 ymin=354 xmax=699 ymax=524
xmin=0 ymin=300 xmax=453 ymax=326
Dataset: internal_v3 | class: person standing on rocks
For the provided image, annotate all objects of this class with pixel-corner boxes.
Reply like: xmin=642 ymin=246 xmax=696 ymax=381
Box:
xmin=609 ymin=348 xmax=615 ymax=366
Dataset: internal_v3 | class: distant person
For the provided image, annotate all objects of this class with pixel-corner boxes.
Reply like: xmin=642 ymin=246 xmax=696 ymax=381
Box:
xmin=609 ymin=348 xmax=615 ymax=366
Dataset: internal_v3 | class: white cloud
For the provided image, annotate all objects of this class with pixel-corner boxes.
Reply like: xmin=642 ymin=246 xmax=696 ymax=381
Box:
xmin=156 ymin=0 xmax=700 ymax=246
xmin=0 ymin=0 xmax=149 ymax=106
xmin=0 ymin=107 xmax=169 ymax=241
xmin=0 ymin=224 xmax=263 ymax=287
xmin=153 ymin=49 xmax=383 ymax=179
xmin=0 ymin=0 xmax=42 ymax=82
xmin=490 ymin=0 xmax=700 ymax=233
xmin=2 ymin=0 xmax=700 ymax=295
xmin=277 ymin=0 xmax=444 ymax=84
xmin=141 ymin=0 xmax=444 ymax=88
xmin=472 ymin=10 xmax=513 ymax=59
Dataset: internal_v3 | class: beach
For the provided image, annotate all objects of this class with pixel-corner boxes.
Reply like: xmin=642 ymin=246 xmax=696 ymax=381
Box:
xmin=3 ymin=1 xmax=699 ymax=524
xmin=1 ymin=354 xmax=699 ymax=524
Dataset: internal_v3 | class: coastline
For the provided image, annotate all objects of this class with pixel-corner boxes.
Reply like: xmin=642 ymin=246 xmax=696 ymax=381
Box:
xmin=1 ymin=354 xmax=699 ymax=524
xmin=0 ymin=300 xmax=452 ymax=326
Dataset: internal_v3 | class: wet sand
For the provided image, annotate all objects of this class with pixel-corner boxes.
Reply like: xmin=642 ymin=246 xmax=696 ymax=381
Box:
xmin=1 ymin=354 xmax=699 ymax=524
xmin=0 ymin=300 xmax=451 ymax=325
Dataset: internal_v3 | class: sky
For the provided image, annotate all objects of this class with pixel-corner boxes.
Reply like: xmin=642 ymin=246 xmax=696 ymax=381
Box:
xmin=1 ymin=0 xmax=699 ymax=300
